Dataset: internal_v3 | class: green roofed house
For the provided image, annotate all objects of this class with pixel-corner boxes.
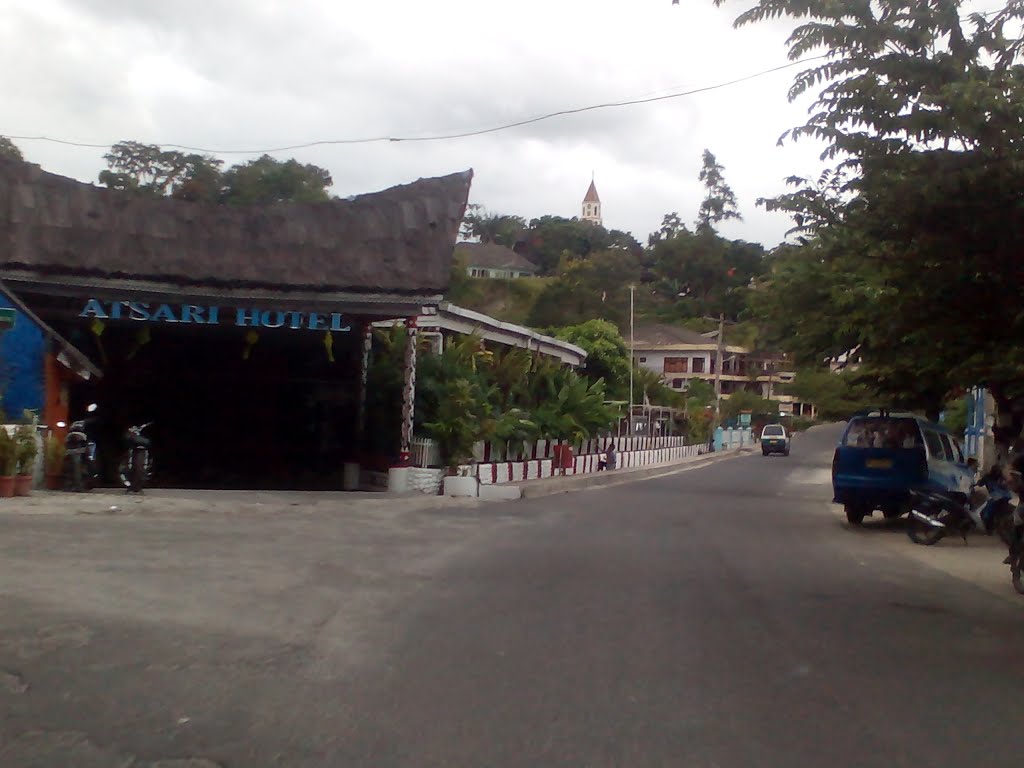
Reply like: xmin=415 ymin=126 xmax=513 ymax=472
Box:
xmin=456 ymin=242 xmax=537 ymax=280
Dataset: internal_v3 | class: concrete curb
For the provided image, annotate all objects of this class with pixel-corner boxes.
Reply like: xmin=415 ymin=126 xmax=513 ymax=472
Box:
xmin=514 ymin=448 xmax=752 ymax=499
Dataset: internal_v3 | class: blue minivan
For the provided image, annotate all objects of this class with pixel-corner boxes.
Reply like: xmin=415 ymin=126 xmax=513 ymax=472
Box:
xmin=832 ymin=412 xmax=974 ymax=524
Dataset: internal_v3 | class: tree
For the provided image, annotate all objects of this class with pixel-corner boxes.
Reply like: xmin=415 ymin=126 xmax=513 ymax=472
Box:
xmin=716 ymin=0 xmax=1024 ymax=453
xmin=221 ymin=154 xmax=332 ymax=205
xmin=696 ymin=149 xmax=741 ymax=234
xmin=648 ymin=212 xmax=690 ymax=246
xmin=685 ymin=378 xmax=715 ymax=407
xmin=647 ymin=230 xmax=764 ymax=321
xmin=780 ymin=367 xmax=877 ymax=421
xmin=98 ymin=141 xmax=223 ymax=200
xmin=521 ymin=216 xmax=639 ymax=275
xmin=460 ymin=206 xmax=526 ymax=246
xmin=0 ymin=137 xmax=23 ymax=161
xmin=98 ymin=143 xmax=334 ymax=205
xmin=550 ymin=319 xmax=632 ymax=396
xmin=527 ymin=249 xmax=642 ymax=328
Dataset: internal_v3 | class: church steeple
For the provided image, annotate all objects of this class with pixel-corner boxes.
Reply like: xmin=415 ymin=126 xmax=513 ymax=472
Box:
xmin=582 ymin=177 xmax=602 ymax=226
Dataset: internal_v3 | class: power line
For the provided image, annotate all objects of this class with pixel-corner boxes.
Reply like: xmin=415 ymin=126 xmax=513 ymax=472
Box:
xmin=4 ymin=54 xmax=830 ymax=156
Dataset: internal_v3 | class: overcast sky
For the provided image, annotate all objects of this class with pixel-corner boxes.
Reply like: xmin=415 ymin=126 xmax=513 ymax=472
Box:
xmin=3 ymin=0 xmax=840 ymax=247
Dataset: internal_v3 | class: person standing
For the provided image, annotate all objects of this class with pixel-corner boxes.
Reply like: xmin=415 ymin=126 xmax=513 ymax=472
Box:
xmin=607 ymin=442 xmax=617 ymax=470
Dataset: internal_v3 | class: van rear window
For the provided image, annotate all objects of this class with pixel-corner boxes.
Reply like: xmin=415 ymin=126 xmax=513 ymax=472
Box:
xmin=843 ymin=417 xmax=923 ymax=449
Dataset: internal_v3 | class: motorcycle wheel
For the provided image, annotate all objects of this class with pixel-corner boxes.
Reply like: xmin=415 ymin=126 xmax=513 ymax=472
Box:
xmin=1011 ymin=553 xmax=1024 ymax=596
xmin=118 ymin=455 xmax=132 ymax=489
xmin=994 ymin=515 xmax=1015 ymax=548
xmin=906 ymin=512 xmax=947 ymax=546
xmin=130 ymin=449 xmax=147 ymax=493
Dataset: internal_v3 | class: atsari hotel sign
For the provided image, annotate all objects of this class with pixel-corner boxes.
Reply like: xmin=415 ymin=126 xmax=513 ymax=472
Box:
xmin=79 ymin=299 xmax=353 ymax=332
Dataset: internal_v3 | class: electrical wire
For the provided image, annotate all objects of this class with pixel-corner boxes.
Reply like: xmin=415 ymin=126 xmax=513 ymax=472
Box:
xmin=5 ymin=6 xmax=1010 ymax=156
xmin=3 ymin=54 xmax=830 ymax=155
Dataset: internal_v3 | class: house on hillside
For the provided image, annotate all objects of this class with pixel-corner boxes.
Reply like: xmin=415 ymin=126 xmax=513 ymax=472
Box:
xmin=631 ymin=323 xmax=816 ymax=418
xmin=457 ymin=242 xmax=538 ymax=279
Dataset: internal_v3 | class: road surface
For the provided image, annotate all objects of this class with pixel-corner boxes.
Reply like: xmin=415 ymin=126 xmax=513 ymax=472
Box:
xmin=1 ymin=424 xmax=1022 ymax=766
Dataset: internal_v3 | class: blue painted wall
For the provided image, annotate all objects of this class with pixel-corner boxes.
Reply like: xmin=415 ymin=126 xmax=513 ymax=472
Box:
xmin=0 ymin=298 xmax=45 ymax=421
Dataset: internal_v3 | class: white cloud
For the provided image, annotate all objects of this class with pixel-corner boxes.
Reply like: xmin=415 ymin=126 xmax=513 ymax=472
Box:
xmin=1 ymin=0 xmax=834 ymax=246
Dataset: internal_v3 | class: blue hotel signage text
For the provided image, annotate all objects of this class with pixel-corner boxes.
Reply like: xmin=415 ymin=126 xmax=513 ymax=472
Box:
xmin=80 ymin=299 xmax=352 ymax=332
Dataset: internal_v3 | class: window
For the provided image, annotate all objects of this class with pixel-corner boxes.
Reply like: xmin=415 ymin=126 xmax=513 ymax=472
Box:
xmin=843 ymin=417 xmax=923 ymax=449
xmin=692 ymin=358 xmax=706 ymax=373
xmin=762 ymin=425 xmax=785 ymax=438
xmin=664 ymin=357 xmax=688 ymax=373
xmin=672 ymin=378 xmax=684 ymax=389
xmin=953 ymin=439 xmax=965 ymax=463
xmin=639 ymin=357 xmax=647 ymax=363
xmin=924 ymin=430 xmax=945 ymax=458
xmin=938 ymin=434 xmax=956 ymax=462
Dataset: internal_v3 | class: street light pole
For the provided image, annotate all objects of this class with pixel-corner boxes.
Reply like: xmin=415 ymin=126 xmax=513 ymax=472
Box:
xmin=629 ymin=284 xmax=635 ymax=436
xmin=713 ymin=311 xmax=725 ymax=424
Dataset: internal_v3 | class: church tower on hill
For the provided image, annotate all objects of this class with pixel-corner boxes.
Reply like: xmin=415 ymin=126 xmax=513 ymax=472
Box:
xmin=582 ymin=178 xmax=602 ymax=226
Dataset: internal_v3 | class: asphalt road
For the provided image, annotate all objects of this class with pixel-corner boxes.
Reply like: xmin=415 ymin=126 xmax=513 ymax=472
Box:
xmin=2 ymin=424 xmax=1023 ymax=767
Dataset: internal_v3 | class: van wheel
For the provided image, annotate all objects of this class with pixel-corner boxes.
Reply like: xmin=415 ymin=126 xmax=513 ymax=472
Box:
xmin=845 ymin=504 xmax=867 ymax=525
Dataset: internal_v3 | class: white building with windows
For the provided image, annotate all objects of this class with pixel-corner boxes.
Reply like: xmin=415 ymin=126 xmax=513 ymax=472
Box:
xmin=456 ymin=242 xmax=537 ymax=279
xmin=631 ymin=323 xmax=816 ymax=418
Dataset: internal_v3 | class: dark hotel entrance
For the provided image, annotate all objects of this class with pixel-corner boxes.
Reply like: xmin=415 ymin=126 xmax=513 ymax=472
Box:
xmin=70 ymin=318 xmax=364 ymax=489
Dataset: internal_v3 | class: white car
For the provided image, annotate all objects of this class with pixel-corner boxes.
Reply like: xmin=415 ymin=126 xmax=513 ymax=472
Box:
xmin=760 ymin=424 xmax=791 ymax=456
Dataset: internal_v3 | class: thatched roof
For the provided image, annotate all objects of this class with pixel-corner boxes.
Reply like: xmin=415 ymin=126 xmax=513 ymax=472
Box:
xmin=455 ymin=242 xmax=537 ymax=273
xmin=0 ymin=156 xmax=473 ymax=297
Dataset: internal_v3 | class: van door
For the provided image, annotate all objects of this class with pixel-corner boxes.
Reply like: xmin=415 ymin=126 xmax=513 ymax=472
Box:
xmin=939 ymin=432 xmax=974 ymax=493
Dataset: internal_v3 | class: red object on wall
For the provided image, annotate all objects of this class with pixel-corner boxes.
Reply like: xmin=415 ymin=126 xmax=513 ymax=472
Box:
xmin=552 ymin=444 xmax=574 ymax=470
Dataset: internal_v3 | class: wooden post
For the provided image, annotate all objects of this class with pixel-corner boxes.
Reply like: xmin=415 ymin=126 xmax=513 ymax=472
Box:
xmin=356 ymin=322 xmax=373 ymax=444
xmin=399 ymin=317 xmax=418 ymax=464
xmin=713 ymin=312 xmax=725 ymax=424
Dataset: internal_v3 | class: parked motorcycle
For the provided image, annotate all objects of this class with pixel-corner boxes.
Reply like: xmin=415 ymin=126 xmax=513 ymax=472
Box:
xmin=1004 ymin=461 xmax=1024 ymax=594
xmin=118 ymin=422 xmax=153 ymax=494
xmin=62 ymin=404 xmax=99 ymax=492
xmin=906 ymin=467 xmax=1016 ymax=547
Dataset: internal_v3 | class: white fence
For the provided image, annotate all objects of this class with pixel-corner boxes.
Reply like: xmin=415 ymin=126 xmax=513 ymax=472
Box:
xmin=410 ymin=434 xmax=694 ymax=468
xmin=476 ymin=441 xmax=709 ymax=486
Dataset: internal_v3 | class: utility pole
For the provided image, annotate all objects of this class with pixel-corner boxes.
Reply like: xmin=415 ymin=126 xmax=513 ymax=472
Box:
xmin=713 ymin=311 xmax=725 ymax=424
xmin=629 ymin=284 xmax=635 ymax=436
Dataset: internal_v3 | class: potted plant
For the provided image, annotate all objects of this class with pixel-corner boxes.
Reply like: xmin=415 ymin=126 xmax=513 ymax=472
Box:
xmin=14 ymin=424 xmax=38 ymax=496
xmin=44 ymin=434 xmax=65 ymax=490
xmin=423 ymin=378 xmax=483 ymax=497
xmin=0 ymin=429 xmax=15 ymax=498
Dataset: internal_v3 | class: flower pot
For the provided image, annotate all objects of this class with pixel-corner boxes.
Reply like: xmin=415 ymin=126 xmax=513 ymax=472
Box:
xmin=45 ymin=473 xmax=62 ymax=491
xmin=0 ymin=476 xmax=14 ymax=498
xmin=13 ymin=475 xmax=32 ymax=496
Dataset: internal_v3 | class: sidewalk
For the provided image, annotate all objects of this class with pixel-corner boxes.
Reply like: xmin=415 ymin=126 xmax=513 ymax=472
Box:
xmin=0 ymin=487 xmax=485 ymax=518
xmin=513 ymin=446 xmax=751 ymax=499
xmin=867 ymin=523 xmax=1022 ymax=604
xmin=0 ymin=448 xmax=751 ymax=516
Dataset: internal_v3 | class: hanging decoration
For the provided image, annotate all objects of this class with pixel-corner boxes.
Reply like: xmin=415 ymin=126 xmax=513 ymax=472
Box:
xmin=125 ymin=326 xmax=151 ymax=361
xmin=89 ymin=318 xmax=108 ymax=365
xmin=242 ymin=330 xmax=259 ymax=360
xmin=323 ymin=331 xmax=335 ymax=363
